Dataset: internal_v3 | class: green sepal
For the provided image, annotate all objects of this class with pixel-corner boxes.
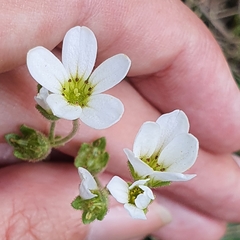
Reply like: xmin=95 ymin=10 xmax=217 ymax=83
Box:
xmin=35 ymin=84 xmax=59 ymax=121
xmin=5 ymin=125 xmax=51 ymax=162
xmin=128 ymin=161 xmax=144 ymax=180
xmin=71 ymin=189 xmax=108 ymax=224
xmin=71 ymin=196 xmax=84 ymax=210
xmin=74 ymin=137 xmax=109 ymax=175
xmin=128 ymin=161 xmax=171 ymax=188
xmin=35 ymin=104 xmax=59 ymax=121
xmin=147 ymin=178 xmax=171 ymax=188
xmin=92 ymin=137 xmax=106 ymax=151
xmin=37 ymin=83 xmax=42 ymax=92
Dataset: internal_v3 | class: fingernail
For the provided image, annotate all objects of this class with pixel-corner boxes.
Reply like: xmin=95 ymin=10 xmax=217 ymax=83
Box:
xmin=156 ymin=205 xmax=172 ymax=225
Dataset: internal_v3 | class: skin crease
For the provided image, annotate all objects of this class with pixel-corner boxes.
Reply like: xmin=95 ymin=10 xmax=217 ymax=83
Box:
xmin=0 ymin=0 xmax=240 ymax=239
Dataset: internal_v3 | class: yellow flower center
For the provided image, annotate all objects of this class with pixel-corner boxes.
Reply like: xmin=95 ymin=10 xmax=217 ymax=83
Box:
xmin=61 ymin=77 xmax=94 ymax=107
xmin=141 ymin=152 xmax=167 ymax=172
xmin=128 ymin=186 xmax=144 ymax=205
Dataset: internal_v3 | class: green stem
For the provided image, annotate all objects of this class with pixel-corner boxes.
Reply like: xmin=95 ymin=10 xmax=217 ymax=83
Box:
xmin=94 ymin=176 xmax=103 ymax=189
xmin=48 ymin=121 xmax=56 ymax=143
xmin=51 ymin=119 xmax=79 ymax=147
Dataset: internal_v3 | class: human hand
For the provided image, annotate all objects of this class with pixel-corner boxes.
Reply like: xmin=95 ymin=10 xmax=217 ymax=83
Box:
xmin=1 ymin=1 xmax=240 ymax=240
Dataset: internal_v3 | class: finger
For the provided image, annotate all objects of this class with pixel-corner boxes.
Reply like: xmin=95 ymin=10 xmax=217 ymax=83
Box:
xmin=0 ymin=0 xmax=86 ymax=72
xmin=0 ymin=64 xmax=157 ymax=147
xmin=0 ymin=1 xmax=237 ymax=240
xmin=0 ymin=162 xmax=170 ymax=240
xmin=1 ymin=65 xmax=240 ymax=223
xmin=153 ymin=194 xmax=226 ymax=240
xmin=88 ymin=202 xmax=171 ymax=240
xmin=0 ymin=160 xmax=223 ymax=240
xmin=126 ymin=1 xmax=240 ymax=154
xmin=0 ymin=162 xmax=88 ymax=239
xmin=2 ymin=1 xmax=240 ymax=153
xmin=0 ymin=1 xmax=240 ymax=152
xmin=159 ymin=151 xmax=240 ymax=222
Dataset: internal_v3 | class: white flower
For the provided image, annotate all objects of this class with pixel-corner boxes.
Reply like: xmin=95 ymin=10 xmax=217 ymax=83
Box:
xmin=34 ymin=87 xmax=52 ymax=113
xmin=124 ymin=110 xmax=199 ymax=186
xmin=78 ymin=167 xmax=98 ymax=200
xmin=27 ymin=26 xmax=131 ymax=129
xmin=107 ymin=176 xmax=154 ymax=219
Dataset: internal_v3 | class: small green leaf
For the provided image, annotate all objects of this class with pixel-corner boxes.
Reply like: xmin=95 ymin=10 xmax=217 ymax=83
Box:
xmin=92 ymin=137 xmax=106 ymax=151
xmin=20 ymin=124 xmax=36 ymax=135
xmin=71 ymin=189 xmax=109 ymax=224
xmin=71 ymin=196 xmax=84 ymax=210
xmin=5 ymin=125 xmax=51 ymax=162
xmin=74 ymin=137 xmax=109 ymax=174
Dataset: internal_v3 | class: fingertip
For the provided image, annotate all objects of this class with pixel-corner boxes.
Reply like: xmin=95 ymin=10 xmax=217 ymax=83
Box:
xmin=87 ymin=202 xmax=171 ymax=240
xmin=149 ymin=202 xmax=172 ymax=225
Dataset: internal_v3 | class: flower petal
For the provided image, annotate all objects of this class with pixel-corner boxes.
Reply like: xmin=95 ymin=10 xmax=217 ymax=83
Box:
xmin=135 ymin=193 xmax=151 ymax=209
xmin=27 ymin=46 xmax=68 ymax=93
xmin=62 ymin=26 xmax=97 ymax=80
xmin=156 ymin=110 xmax=190 ymax=149
xmin=79 ymin=183 xmax=97 ymax=200
xmin=80 ymin=94 xmax=124 ymax=129
xmin=158 ymin=133 xmax=199 ymax=172
xmin=107 ymin=176 xmax=129 ymax=204
xmin=78 ymin=167 xmax=98 ymax=189
xmin=124 ymin=203 xmax=147 ymax=220
xmin=139 ymin=186 xmax=155 ymax=200
xmin=34 ymin=87 xmax=51 ymax=112
xmin=78 ymin=167 xmax=97 ymax=199
xmin=129 ymin=179 xmax=150 ymax=189
xmin=150 ymin=171 xmax=196 ymax=181
xmin=133 ymin=121 xmax=161 ymax=158
xmin=46 ymin=94 xmax=82 ymax=120
xmin=124 ymin=149 xmax=153 ymax=177
xmin=89 ymin=54 xmax=131 ymax=94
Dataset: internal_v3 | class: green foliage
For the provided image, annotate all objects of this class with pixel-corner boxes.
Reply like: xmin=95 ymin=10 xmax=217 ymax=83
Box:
xmin=71 ymin=189 xmax=108 ymax=224
xmin=5 ymin=125 xmax=51 ymax=161
xmin=74 ymin=137 xmax=109 ymax=175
